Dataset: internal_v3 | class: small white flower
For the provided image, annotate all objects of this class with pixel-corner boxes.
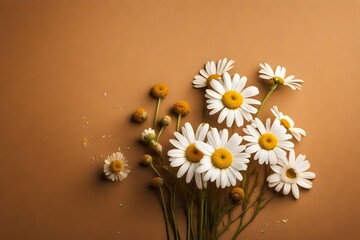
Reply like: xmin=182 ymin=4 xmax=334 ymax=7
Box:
xmin=168 ymin=122 xmax=209 ymax=189
xmin=271 ymin=106 xmax=306 ymax=141
xmin=103 ymin=152 xmax=130 ymax=181
xmin=141 ymin=128 xmax=156 ymax=143
xmin=259 ymin=63 xmax=303 ymax=90
xmin=193 ymin=58 xmax=235 ymax=88
xmin=243 ymin=118 xmax=294 ymax=165
xmin=206 ymin=72 xmax=261 ymax=127
xmin=267 ymin=150 xmax=315 ymax=199
xmin=195 ymin=128 xmax=250 ymax=188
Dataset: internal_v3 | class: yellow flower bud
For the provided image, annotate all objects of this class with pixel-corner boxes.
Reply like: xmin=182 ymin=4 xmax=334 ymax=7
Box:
xmin=132 ymin=108 xmax=148 ymax=123
xmin=142 ymin=154 xmax=153 ymax=166
xmin=173 ymin=101 xmax=190 ymax=116
xmin=161 ymin=115 xmax=171 ymax=127
xmin=152 ymin=177 xmax=164 ymax=187
xmin=151 ymin=83 xmax=169 ymax=98
xmin=231 ymin=187 xmax=244 ymax=202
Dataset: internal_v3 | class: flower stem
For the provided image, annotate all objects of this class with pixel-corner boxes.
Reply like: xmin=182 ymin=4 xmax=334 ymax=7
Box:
xmin=256 ymin=83 xmax=278 ymax=117
xmin=153 ymin=97 xmax=161 ymax=129
xmin=150 ymin=163 xmax=162 ymax=177
xmin=199 ymin=191 xmax=206 ymax=240
xmin=176 ymin=114 xmax=182 ymax=132
xmin=159 ymin=187 xmax=171 ymax=240
xmin=156 ymin=126 xmax=164 ymax=142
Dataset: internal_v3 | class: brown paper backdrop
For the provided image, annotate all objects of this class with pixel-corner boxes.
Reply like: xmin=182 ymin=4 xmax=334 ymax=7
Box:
xmin=0 ymin=0 xmax=359 ymax=239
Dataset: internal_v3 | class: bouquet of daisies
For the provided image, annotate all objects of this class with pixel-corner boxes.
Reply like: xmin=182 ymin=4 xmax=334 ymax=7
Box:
xmin=108 ymin=58 xmax=315 ymax=240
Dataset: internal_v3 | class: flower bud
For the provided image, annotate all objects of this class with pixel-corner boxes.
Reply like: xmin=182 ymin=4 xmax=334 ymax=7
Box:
xmin=152 ymin=142 xmax=163 ymax=155
xmin=231 ymin=187 xmax=244 ymax=202
xmin=173 ymin=101 xmax=190 ymax=116
xmin=160 ymin=115 xmax=171 ymax=127
xmin=142 ymin=154 xmax=153 ymax=166
xmin=152 ymin=177 xmax=164 ymax=187
xmin=141 ymin=128 xmax=156 ymax=144
xmin=132 ymin=108 xmax=148 ymax=123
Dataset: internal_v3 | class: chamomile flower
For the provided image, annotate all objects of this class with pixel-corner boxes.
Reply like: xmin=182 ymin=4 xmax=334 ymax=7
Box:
xmin=193 ymin=58 xmax=235 ymax=88
xmin=195 ymin=128 xmax=250 ymax=189
xmin=103 ymin=152 xmax=130 ymax=181
xmin=168 ymin=122 xmax=210 ymax=189
xmin=206 ymin=72 xmax=260 ymax=127
xmin=267 ymin=150 xmax=316 ymax=199
xmin=271 ymin=106 xmax=306 ymax=141
xmin=259 ymin=63 xmax=303 ymax=90
xmin=243 ymin=118 xmax=294 ymax=165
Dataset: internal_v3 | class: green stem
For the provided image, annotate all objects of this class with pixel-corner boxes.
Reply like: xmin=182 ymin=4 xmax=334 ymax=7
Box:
xmin=176 ymin=114 xmax=182 ymax=132
xmin=150 ymin=163 xmax=162 ymax=177
xmin=256 ymin=83 xmax=278 ymax=117
xmin=153 ymin=97 xmax=161 ymax=129
xmin=159 ymin=187 xmax=171 ymax=240
xmin=170 ymin=185 xmax=180 ymax=240
xmin=199 ymin=191 xmax=206 ymax=240
xmin=156 ymin=126 xmax=164 ymax=142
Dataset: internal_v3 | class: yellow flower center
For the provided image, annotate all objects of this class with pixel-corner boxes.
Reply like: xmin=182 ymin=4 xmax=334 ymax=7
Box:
xmin=222 ymin=91 xmax=243 ymax=109
xmin=258 ymin=133 xmax=278 ymax=150
xmin=280 ymin=118 xmax=291 ymax=129
xmin=111 ymin=160 xmax=123 ymax=173
xmin=271 ymin=76 xmax=284 ymax=84
xmin=206 ymin=74 xmax=221 ymax=87
xmin=211 ymin=148 xmax=233 ymax=169
xmin=286 ymin=168 xmax=297 ymax=179
xmin=185 ymin=144 xmax=204 ymax=163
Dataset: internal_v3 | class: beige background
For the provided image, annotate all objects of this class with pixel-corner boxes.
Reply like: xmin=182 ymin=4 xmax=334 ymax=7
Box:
xmin=0 ymin=0 xmax=359 ymax=239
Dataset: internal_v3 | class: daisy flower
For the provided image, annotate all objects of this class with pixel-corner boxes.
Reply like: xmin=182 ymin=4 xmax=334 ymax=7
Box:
xmin=195 ymin=128 xmax=250 ymax=189
xmin=267 ymin=150 xmax=316 ymax=199
xmin=103 ymin=152 xmax=130 ymax=181
xmin=259 ymin=63 xmax=303 ymax=90
xmin=168 ymin=122 xmax=210 ymax=189
xmin=193 ymin=58 xmax=235 ymax=88
xmin=206 ymin=72 xmax=260 ymax=127
xmin=243 ymin=118 xmax=294 ymax=165
xmin=271 ymin=106 xmax=306 ymax=141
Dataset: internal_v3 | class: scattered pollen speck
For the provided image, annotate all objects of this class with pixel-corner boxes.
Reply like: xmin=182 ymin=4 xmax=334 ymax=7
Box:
xmin=108 ymin=134 xmax=112 ymax=138
xmin=82 ymin=116 xmax=87 ymax=119
xmin=86 ymin=121 xmax=89 ymax=125
xmin=126 ymin=147 xmax=130 ymax=150
xmin=276 ymin=221 xmax=280 ymax=225
xmin=104 ymin=92 xmax=107 ymax=97
xmin=82 ymin=137 xmax=88 ymax=148
xmin=282 ymin=219 xmax=289 ymax=223
xmin=261 ymin=230 xmax=264 ymax=233
xmin=119 ymin=203 xmax=123 ymax=207
xmin=91 ymin=157 xmax=95 ymax=161
xmin=263 ymin=223 xmax=268 ymax=226
xmin=102 ymin=135 xmax=106 ymax=139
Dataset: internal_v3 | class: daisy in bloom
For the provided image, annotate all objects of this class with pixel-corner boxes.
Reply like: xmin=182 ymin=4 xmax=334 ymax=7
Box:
xmin=195 ymin=128 xmax=250 ymax=189
xmin=271 ymin=106 xmax=306 ymax=141
xmin=259 ymin=63 xmax=303 ymax=90
xmin=103 ymin=152 xmax=130 ymax=181
xmin=267 ymin=150 xmax=316 ymax=199
xmin=243 ymin=118 xmax=294 ymax=165
xmin=168 ymin=122 xmax=209 ymax=189
xmin=193 ymin=58 xmax=235 ymax=88
xmin=206 ymin=72 xmax=260 ymax=127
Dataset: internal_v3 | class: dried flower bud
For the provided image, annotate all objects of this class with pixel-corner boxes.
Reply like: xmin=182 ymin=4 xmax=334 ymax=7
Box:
xmin=151 ymin=83 xmax=169 ymax=98
xmin=152 ymin=142 xmax=163 ymax=155
xmin=142 ymin=154 xmax=153 ymax=165
xmin=132 ymin=108 xmax=148 ymax=123
xmin=173 ymin=101 xmax=190 ymax=116
xmin=152 ymin=177 xmax=164 ymax=187
xmin=141 ymin=128 xmax=156 ymax=144
xmin=161 ymin=115 xmax=171 ymax=127
xmin=231 ymin=187 xmax=244 ymax=202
